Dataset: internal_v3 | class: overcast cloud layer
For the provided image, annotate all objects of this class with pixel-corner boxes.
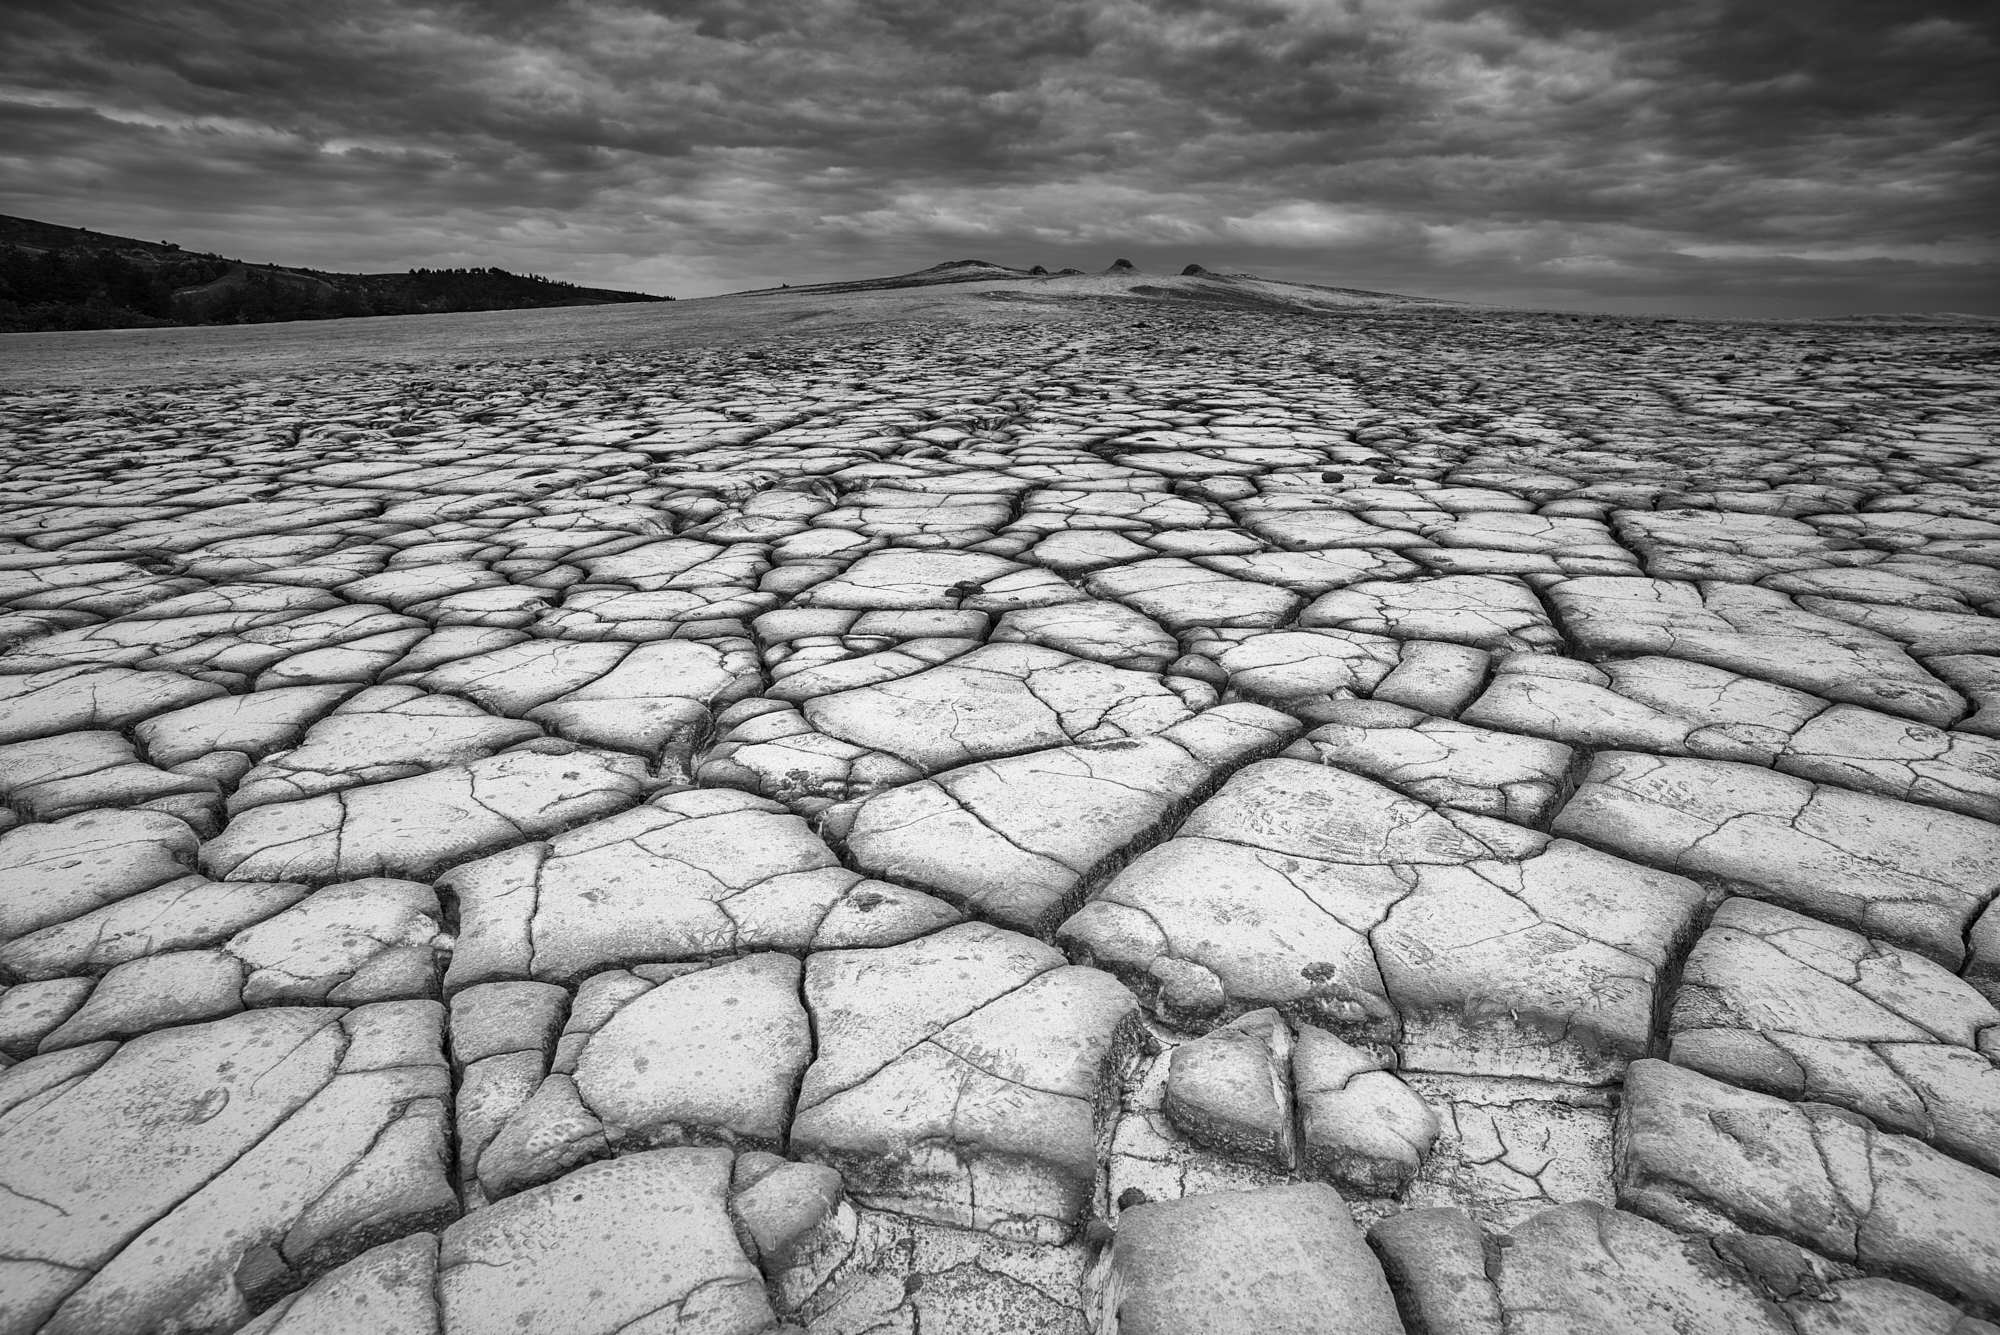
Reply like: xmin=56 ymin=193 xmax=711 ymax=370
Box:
xmin=2 ymin=0 xmax=1996 ymax=315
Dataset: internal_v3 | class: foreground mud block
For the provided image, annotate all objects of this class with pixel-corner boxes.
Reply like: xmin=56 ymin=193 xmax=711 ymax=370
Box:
xmin=791 ymin=922 xmax=1143 ymax=1242
xmin=1556 ymin=752 xmax=2000 ymax=967
xmin=830 ymin=702 xmax=1299 ymax=934
xmin=241 ymin=1150 xmax=785 ymax=1335
xmin=236 ymin=1234 xmax=440 ymax=1335
xmin=443 ymin=786 xmax=959 ymax=987
xmin=1669 ymin=897 xmax=2000 ymax=1174
xmin=1063 ymin=757 xmax=1709 ymax=1081
xmin=0 ymin=807 xmax=202 ymax=940
xmin=0 ymin=1002 xmax=455 ymax=1334
xmin=1280 ymin=700 xmax=1576 ymax=824
xmin=1464 ymin=656 xmax=2000 ymax=822
xmin=1618 ymin=1059 xmax=2000 ymax=1311
xmin=1545 ymin=577 xmax=1968 ymax=725
xmin=201 ymin=745 xmax=653 ymax=882
xmin=449 ymin=955 xmax=815 ymax=1204
xmin=1098 ymin=1185 xmax=1403 ymax=1335
xmin=438 ymin=1151 xmax=774 ymax=1335
xmin=1371 ymin=1200 xmax=2000 ymax=1334
xmin=0 ymin=665 xmax=226 ymax=744
xmin=572 ymin=954 xmax=811 ymax=1152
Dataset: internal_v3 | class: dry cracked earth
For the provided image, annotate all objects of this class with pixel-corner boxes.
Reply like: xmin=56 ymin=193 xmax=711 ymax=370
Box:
xmin=2 ymin=304 xmax=1999 ymax=1335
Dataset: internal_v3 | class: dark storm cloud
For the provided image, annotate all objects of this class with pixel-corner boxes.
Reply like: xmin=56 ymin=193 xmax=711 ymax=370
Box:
xmin=1 ymin=0 xmax=1994 ymax=313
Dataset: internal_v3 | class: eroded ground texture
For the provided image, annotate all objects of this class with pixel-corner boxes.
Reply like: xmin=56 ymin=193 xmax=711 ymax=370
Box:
xmin=4 ymin=306 xmax=2000 ymax=1335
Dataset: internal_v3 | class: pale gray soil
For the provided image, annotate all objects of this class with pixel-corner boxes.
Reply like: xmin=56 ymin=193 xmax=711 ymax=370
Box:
xmin=2 ymin=289 xmax=1997 ymax=1335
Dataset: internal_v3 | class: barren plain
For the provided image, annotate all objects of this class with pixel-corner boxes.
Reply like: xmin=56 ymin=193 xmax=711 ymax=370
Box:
xmin=2 ymin=275 xmax=1998 ymax=1335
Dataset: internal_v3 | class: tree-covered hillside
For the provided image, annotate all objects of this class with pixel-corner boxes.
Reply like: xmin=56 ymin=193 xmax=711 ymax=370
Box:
xmin=0 ymin=215 xmax=669 ymax=333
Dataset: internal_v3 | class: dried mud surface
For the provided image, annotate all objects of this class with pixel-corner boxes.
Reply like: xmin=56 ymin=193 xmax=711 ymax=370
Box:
xmin=3 ymin=298 xmax=1999 ymax=1335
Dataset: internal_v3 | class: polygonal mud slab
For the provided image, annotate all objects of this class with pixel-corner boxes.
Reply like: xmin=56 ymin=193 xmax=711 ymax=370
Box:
xmin=1062 ymin=758 xmax=1709 ymax=1082
xmin=791 ymin=922 xmax=1144 ymax=1242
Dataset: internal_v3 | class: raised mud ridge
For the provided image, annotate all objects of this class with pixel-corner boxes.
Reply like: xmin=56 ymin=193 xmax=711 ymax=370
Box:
xmin=1 ymin=303 xmax=1997 ymax=1334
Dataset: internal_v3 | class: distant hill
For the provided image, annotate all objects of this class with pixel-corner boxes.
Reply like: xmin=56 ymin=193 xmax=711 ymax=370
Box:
xmin=730 ymin=258 xmax=1441 ymax=311
xmin=0 ymin=214 xmax=669 ymax=333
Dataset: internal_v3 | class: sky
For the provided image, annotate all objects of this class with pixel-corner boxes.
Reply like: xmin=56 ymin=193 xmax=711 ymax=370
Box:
xmin=2 ymin=0 xmax=1997 ymax=317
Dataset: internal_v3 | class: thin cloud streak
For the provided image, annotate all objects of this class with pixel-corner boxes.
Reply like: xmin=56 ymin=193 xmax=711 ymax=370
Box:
xmin=1 ymin=0 xmax=1995 ymax=316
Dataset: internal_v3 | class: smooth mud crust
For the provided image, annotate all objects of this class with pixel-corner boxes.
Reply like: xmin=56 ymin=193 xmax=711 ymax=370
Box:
xmin=1 ymin=303 xmax=1998 ymax=1334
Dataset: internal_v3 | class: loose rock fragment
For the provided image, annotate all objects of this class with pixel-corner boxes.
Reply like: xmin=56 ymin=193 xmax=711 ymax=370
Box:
xmin=1293 ymin=1024 xmax=1440 ymax=1194
xmin=1163 ymin=1008 xmax=1296 ymax=1169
